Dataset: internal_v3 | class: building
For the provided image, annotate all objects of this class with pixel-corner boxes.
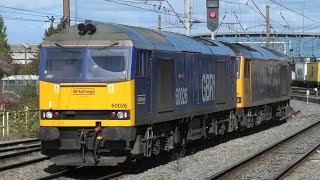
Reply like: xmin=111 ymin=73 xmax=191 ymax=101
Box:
xmin=10 ymin=44 xmax=39 ymax=64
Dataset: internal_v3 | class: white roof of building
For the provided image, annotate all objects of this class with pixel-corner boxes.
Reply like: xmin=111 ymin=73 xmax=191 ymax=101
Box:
xmin=2 ymin=75 xmax=39 ymax=81
xmin=10 ymin=44 xmax=39 ymax=61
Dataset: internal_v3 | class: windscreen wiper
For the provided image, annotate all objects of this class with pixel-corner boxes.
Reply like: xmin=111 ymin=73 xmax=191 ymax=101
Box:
xmin=95 ymin=42 xmax=119 ymax=50
xmin=54 ymin=43 xmax=82 ymax=53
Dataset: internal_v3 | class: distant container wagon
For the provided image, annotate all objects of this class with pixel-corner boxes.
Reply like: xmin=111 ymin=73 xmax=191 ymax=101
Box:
xmin=292 ymin=61 xmax=320 ymax=87
xmin=306 ymin=61 xmax=320 ymax=87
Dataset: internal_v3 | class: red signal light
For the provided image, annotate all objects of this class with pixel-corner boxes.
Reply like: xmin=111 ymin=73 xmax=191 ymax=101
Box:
xmin=209 ymin=11 xmax=216 ymax=18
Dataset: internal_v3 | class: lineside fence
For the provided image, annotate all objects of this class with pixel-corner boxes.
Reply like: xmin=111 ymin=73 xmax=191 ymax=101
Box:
xmin=0 ymin=110 xmax=39 ymax=139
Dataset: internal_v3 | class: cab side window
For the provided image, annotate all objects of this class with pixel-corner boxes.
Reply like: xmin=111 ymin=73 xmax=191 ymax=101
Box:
xmin=136 ymin=51 xmax=151 ymax=77
xmin=236 ymin=57 xmax=240 ymax=79
xmin=244 ymin=59 xmax=250 ymax=78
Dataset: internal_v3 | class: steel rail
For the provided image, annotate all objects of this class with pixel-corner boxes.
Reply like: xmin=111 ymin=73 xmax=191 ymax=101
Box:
xmin=0 ymin=143 xmax=40 ymax=153
xmin=0 ymin=138 xmax=38 ymax=147
xmin=0 ymin=147 xmax=40 ymax=159
xmin=206 ymin=120 xmax=320 ymax=180
xmin=0 ymin=156 xmax=49 ymax=172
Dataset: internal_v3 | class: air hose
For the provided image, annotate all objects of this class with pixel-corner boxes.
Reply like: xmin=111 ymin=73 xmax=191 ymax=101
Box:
xmin=93 ymin=124 xmax=103 ymax=165
xmin=79 ymin=129 xmax=87 ymax=163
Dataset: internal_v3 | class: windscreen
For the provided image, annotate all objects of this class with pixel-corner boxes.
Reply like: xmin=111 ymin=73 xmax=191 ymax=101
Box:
xmin=44 ymin=48 xmax=83 ymax=80
xmin=42 ymin=47 xmax=130 ymax=82
xmin=87 ymin=47 xmax=129 ymax=81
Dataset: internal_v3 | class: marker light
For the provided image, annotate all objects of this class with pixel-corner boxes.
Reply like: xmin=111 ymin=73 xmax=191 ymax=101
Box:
xmin=209 ymin=11 xmax=216 ymax=18
xmin=53 ymin=112 xmax=60 ymax=119
xmin=117 ymin=112 xmax=124 ymax=119
xmin=46 ymin=111 xmax=53 ymax=119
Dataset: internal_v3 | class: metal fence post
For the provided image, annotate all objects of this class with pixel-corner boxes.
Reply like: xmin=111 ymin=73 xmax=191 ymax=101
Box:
xmin=6 ymin=112 xmax=9 ymax=137
xmin=24 ymin=106 xmax=29 ymax=130
xmin=2 ymin=112 xmax=4 ymax=138
xmin=25 ymin=111 xmax=28 ymax=130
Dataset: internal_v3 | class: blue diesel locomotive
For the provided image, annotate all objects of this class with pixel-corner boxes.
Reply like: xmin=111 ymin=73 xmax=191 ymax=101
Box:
xmin=37 ymin=22 xmax=291 ymax=166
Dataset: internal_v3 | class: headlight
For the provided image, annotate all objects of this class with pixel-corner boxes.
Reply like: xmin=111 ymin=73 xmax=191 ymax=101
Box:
xmin=46 ymin=111 xmax=53 ymax=119
xmin=117 ymin=111 xmax=124 ymax=119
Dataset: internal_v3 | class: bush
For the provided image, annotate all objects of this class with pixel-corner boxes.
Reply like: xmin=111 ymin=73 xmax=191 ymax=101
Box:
xmin=11 ymin=110 xmax=39 ymax=138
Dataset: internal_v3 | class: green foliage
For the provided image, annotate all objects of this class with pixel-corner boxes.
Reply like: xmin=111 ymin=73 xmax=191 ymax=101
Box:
xmin=43 ymin=20 xmax=64 ymax=40
xmin=0 ymin=16 xmax=11 ymax=55
xmin=20 ymin=84 xmax=39 ymax=109
xmin=0 ymin=16 xmax=13 ymax=76
xmin=11 ymin=110 xmax=39 ymax=138
xmin=12 ymin=85 xmax=39 ymax=138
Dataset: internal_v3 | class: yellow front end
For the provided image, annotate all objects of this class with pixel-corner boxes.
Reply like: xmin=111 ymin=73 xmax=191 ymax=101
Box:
xmin=39 ymin=80 xmax=135 ymax=127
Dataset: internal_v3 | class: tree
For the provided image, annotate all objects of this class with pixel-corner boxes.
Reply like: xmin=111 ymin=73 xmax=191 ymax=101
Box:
xmin=0 ymin=16 xmax=13 ymax=77
xmin=0 ymin=16 xmax=11 ymax=55
xmin=43 ymin=19 xmax=65 ymax=40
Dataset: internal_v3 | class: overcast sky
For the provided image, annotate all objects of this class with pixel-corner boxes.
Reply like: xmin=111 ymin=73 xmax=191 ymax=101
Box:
xmin=0 ymin=0 xmax=319 ymax=44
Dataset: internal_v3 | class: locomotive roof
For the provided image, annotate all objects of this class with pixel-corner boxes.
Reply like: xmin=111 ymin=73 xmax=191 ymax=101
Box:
xmin=43 ymin=23 xmax=288 ymax=61
xmin=43 ymin=22 xmax=233 ymax=56
xmin=220 ymin=42 xmax=289 ymax=61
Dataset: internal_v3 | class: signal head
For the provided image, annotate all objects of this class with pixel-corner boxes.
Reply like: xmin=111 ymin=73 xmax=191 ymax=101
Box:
xmin=206 ymin=0 xmax=220 ymax=31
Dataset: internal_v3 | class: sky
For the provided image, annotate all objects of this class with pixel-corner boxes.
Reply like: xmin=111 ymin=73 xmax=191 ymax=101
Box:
xmin=0 ymin=0 xmax=319 ymax=44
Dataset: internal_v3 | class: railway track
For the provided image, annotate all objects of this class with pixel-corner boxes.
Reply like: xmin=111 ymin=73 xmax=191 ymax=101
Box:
xmin=0 ymin=138 xmax=47 ymax=172
xmin=0 ymin=156 xmax=49 ymax=172
xmin=291 ymin=86 xmax=320 ymax=103
xmin=0 ymin=138 xmax=41 ymax=159
xmin=0 ymin=138 xmax=39 ymax=147
xmin=273 ymin=145 xmax=320 ymax=179
xmin=206 ymin=119 xmax=320 ymax=180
